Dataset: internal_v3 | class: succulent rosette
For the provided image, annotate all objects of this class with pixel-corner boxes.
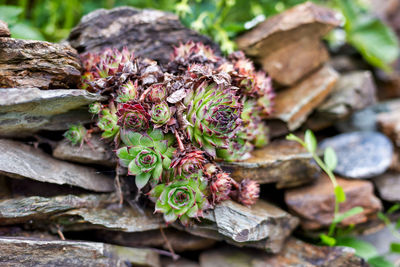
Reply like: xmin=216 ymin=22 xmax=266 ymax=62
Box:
xmin=150 ymin=178 xmax=209 ymax=225
xmin=116 ymin=80 xmax=138 ymax=103
xmin=210 ymin=172 xmax=234 ymax=203
xmin=183 ymin=81 xmax=242 ymax=158
xmin=64 ymin=124 xmax=86 ymax=146
xmin=116 ymin=102 xmax=150 ymax=131
xmin=238 ymin=179 xmax=260 ymax=206
xmin=97 ymin=107 xmax=120 ymax=140
xmin=170 ymin=150 xmax=206 ymax=177
xmin=117 ymin=129 xmax=175 ymax=189
xmin=151 ymin=102 xmax=172 ymax=126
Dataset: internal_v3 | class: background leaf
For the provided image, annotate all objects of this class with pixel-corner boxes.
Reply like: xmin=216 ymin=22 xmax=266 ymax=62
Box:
xmin=334 ymin=207 xmax=364 ymax=224
xmin=324 ymin=146 xmax=338 ymax=171
xmin=304 ymin=129 xmax=317 ymax=153
xmin=334 ymin=185 xmax=346 ymax=203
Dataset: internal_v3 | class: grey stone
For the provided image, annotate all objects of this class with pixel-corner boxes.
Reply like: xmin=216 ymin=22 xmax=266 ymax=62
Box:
xmin=0 ymin=88 xmax=105 ymax=137
xmin=373 ymin=171 xmax=400 ymax=202
xmin=68 ymin=7 xmax=219 ymax=65
xmin=0 ymin=194 xmax=114 ymax=225
xmin=336 ymin=99 xmax=400 ymax=133
xmin=307 ymin=71 xmax=377 ymax=131
xmin=320 ymin=132 xmax=393 ymax=179
xmin=199 ymin=238 xmax=366 ymax=267
xmin=0 ymin=237 xmax=160 ymax=267
xmin=0 ymin=38 xmax=81 ymax=89
xmin=0 ymin=139 xmax=114 ymax=192
xmin=53 ymin=134 xmax=116 ymax=166
xmin=53 ymin=206 xmax=164 ymax=233
xmin=176 ymin=200 xmax=299 ymax=253
xmin=96 ymin=228 xmax=216 ymax=252
xmin=220 ymin=139 xmax=319 ymax=188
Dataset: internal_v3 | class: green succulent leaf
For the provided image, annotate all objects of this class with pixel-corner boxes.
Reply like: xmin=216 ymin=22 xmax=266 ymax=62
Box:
xmin=135 ymin=172 xmax=151 ymax=190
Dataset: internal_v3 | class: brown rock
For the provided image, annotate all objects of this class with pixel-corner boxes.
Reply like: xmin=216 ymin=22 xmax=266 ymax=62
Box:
xmin=285 ymin=174 xmax=382 ymax=230
xmin=373 ymin=171 xmax=400 ymax=202
xmin=267 ymin=65 xmax=338 ymax=132
xmin=163 ymin=258 xmax=200 ymax=267
xmin=0 ymin=139 xmax=114 ymax=192
xmin=96 ymin=228 xmax=216 ymax=252
xmin=236 ymin=2 xmax=340 ymax=85
xmin=199 ymin=238 xmax=365 ymax=267
xmin=0 ymin=20 xmax=10 ymax=37
xmin=68 ymin=7 xmax=219 ymax=65
xmin=0 ymin=237 xmax=160 ymax=267
xmin=176 ymin=200 xmax=299 ymax=253
xmin=0 ymin=38 xmax=81 ymax=89
xmin=220 ymin=139 xmax=319 ymax=188
xmin=377 ymin=109 xmax=400 ymax=146
xmin=53 ymin=135 xmax=116 ymax=166
xmin=307 ymin=71 xmax=377 ymax=131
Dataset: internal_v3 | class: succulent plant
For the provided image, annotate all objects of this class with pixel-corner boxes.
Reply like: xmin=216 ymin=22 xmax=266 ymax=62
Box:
xmin=64 ymin=124 xmax=86 ymax=146
xmin=170 ymin=150 xmax=206 ymax=178
xmin=116 ymin=102 xmax=150 ymax=132
xmin=80 ymin=43 xmax=267 ymax=225
xmin=97 ymin=107 xmax=120 ymax=140
xmin=116 ymin=129 xmax=175 ymax=189
xmin=150 ymin=177 xmax=209 ymax=225
xmin=183 ymin=81 xmax=242 ymax=158
xmin=88 ymin=102 xmax=102 ymax=114
xmin=210 ymin=172 xmax=234 ymax=203
xmin=116 ymin=80 xmax=138 ymax=103
xmin=151 ymin=102 xmax=172 ymax=126
xmin=238 ymin=179 xmax=260 ymax=206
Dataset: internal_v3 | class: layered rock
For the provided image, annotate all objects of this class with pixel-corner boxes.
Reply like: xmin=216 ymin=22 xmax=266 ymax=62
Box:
xmin=0 ymin=88 xmax=104 ymax=137
xmin=53 ymin=134 xmax=116 ymax=166
xmin=68 ymin=7 xmax=219 ymax=65
xmin=199 ymin=238 xmax=365 ymax=267
xmin=236 ymin=2 xmax=340 ymax=86
xmin=176 ymin=200 xmax=299 ymax=253
xmin=0 ymin=237 xmax=160 ymax=267
xmin=266 ymin=65 xmax=338 ymax=134
xmin=220 ymin=139 xmax=319 ymax=188
xmin=0 ymin=38 xmax=81 ymax=89
xmin=307 ymin=71 xmax=377 ymax=130
xmin=373 ymin=171 xmax=400 ymax=202
xmin=0 ymin=139 xmax=114 ymax=192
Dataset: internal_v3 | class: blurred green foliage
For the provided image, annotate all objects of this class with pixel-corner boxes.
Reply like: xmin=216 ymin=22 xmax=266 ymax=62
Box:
xmin=0 ymin=0 xmax=398 ymax=70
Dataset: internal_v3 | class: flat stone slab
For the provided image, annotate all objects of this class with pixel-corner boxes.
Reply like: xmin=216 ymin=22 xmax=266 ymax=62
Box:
xmin=0 ymin=237 xmax=160 ymax=267
xmin=0 ymin=88 xmax=105 ymax=137
xmin=267 ymin=65 xmax=338 ymax=132
xmin=53 ymin=206 xmax=164 ymax=233
xmin=96 ymin=228 xmax=216 ymax=252
xmin=236 ymin=2 xmax=340 ymax=85
xmin=220 ymin=139 xmax=319 ymax=188
xmin=176 ymin=200 xmax=299 ymax=253
xmin=0 ymin=139 xmax=114 ymax=192
xmin=307 ymin=71 xmax=377 ymax=131
xmin=68 ymin=7 xmax=219 ymax=65
xmin=53 ymin=134 xmax=116 ymax=166
xmin=320 ymin=131 xmax=393 ymax=179
xmin=285 ymin=174 xmax=382 ymax=230
xmin=199 ymin=237 xmax=364 ymax=267
xmin=373 ymin=171 xmax=400 ymax=202
xmin=0 ymin=194 xmax=113 ymax=225
xmin=0 ymin=38 xmax=81 ymax=89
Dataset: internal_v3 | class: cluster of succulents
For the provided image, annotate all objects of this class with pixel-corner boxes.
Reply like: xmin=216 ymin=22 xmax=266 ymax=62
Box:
xmin=70 ymin=42 xmax=274 ymax=225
